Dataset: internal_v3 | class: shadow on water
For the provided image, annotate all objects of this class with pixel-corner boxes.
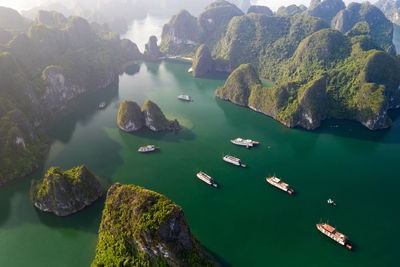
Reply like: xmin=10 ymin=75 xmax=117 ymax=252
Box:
xmin=46 ymin=79 xmax=120 ymax=144
xmin=143 ymin=61 xmax=161 ymax=75
xmin=202 ymin=245 xmax=233 ymax=267
xmin=118 ymin=127 xmax=196 ymax=143
xmin=124 ymin=63 xmax=141 ymax=76
xmin=34 ymin=195 xmax=106 ymax=235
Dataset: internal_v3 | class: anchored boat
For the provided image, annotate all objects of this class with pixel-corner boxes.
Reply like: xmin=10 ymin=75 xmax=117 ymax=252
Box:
xmin=316 ymin=223 xmax=352 ymax=250
xmin=138 ymin=145 xmax=159 ymax=153
xmin=327 ymin=199 xmax=336 ymax=206
xmin=196 ymin=172 xmax=218 ymax=187
xmin=266 ymin=176 xmax=294 ymax=195
xmin=231 ymin=138 xmax=259 ymax=148
xmin=178 ymin=95 xmax=193 ymax=102
xmin=98 ymin=101 xmax=106 ymax=109
xmin=223 ymin=155 xmax=246 ymax=167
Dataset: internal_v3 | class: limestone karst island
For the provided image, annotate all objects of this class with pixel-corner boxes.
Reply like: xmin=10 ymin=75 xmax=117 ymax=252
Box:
xmin=1 ymin=0 xmax=400 ymax=266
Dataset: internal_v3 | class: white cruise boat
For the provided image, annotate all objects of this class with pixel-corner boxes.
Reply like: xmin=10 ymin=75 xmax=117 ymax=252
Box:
xmin=178 ymin=95 xmax=193 ymax=102
xmin=138 ymin=145 xmax=159 ymax=153
xmin=98 ymin=101 xmax=106 ymax=109
xmin=196 ymin=172 xmax=217 ymax=187
xmin=316 ymin=223 xmax=352 ymax=250
xmin=266 ymin=175 xmax=294 ymax=195
xmin=231 ymin=138 xmax=259 ymax=148
xmin=223 ymin=155 xmax=246 ymax=167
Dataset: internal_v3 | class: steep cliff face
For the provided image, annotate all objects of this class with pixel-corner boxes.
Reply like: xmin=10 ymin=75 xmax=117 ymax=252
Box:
xmin=142 ymin=100 xmax=181 ymax=132
xmin=92 ymin=183 xmax=213 ymax=266
xmin=192 ymin=44 xmax=215 ymax=78
xmin=117 ymin=100 xmax=181 ymax=133
xmin=332 ymin=2 xmax=395 ymax=55
xmin=41 ymin=65 xmax=118 ymax=113
xmin=144 ymin=36 xmax=162 ymax=61
xmin=30 ymin=165 xmax=103 ymax=216
xmin=117 ymin=100 xmax=145 ymax=132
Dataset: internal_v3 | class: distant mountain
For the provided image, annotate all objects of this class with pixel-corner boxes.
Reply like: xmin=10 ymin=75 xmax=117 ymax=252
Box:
xmin=162 ymin=0 xmax=400 ymax=130
xmin=0 ymin=8 xmax=142 ymax=185
xmin=375 ymin=0 xmax=400 ymax=53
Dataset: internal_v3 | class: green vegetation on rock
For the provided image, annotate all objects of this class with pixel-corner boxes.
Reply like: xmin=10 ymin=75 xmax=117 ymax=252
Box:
xmin=30 ymin=165 xmax=103 ymax=216
xmin=276 ymin=4 xmax=307 ymax=17
xmin=247 ymin=5 xmax=273 ymax=16
xmin=117 ymin=100 xmax=145 ymax=132
xmin=332 ymin=2 xmax=395 ymax=55
xmin=117 ymin=100 xmax=181 ymax=133
xmin=142 ymin=100 xmax=181 ymax=132
xmin=92 ymin=183 xmax=213 ymax=266
xmin=0 ymin=8 xmax=143 ymax=186
xmin=192 ymin=44 xmax=214 ymax=78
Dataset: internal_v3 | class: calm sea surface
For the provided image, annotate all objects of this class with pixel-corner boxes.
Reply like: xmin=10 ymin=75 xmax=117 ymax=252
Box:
xmin=1 ymin=15 xmax=400 ymax=267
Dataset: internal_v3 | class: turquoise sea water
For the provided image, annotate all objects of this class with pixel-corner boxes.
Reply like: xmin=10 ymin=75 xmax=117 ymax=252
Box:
xmin=1 ymin=60 xmax=400 ymax=266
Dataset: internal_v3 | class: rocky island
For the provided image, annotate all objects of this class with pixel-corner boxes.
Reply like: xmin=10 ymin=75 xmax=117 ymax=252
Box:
xmin=162 ymin=0 xmax=400 ymax=130
xmin=30 ymin=165 xmax=103 ymax=216
xmin=192 ymin=44 xmax=215 ymax=78
xmin=92 ymin=183 xmax=213 ymax=266
xmin=118 ymin=100 xmax=181 ymax=132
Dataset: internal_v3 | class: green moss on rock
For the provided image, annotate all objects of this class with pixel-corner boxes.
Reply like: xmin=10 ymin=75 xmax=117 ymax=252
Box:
xmin=92 ymin=183 xmax=213 ymax=267
xmin=216 ymin=64 xmax=261 ymax=106
xmin=142 ymin=100 xmax=181 ymax=132
xmin=30 ymin=165 xmax=102 ymax=216
xmin=192 ymin=44 xmax=214 ymax=78
xmin=117 ymin=100 xmax=145 ymax=132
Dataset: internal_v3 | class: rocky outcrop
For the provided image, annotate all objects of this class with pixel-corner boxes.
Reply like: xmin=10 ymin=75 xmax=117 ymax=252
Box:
xmin=30 ymin=165 xmax=102 ymax=216
xmin=117 ymin=100 xmax=145 ymax=132
xmin=142 ymin=100 xmax=181 ymax=132
xmin=276 ymin=4 xmax=307 ymax=16
xmin=92 ymin=183 xmax=212 ymax=266
xmin=144 ymin=36 xmax=162 ymax=61
xmin=117 ymin=100 xmax=181 ymax=133
xmin=332 ymin=2 xmax=396 ymax=55
xmin=247 ymin=5 xmax=273 ymax=16
xmin=40 ymin=65 xmax=118 ymax=113
xmin=304 ymin=0 xmax=345 ymax=24
xmin=192 ymin=44 xmax=214 ymax=78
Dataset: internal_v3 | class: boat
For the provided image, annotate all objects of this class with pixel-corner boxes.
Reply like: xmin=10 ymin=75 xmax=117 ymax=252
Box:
xmin=188 ymin=67 xmax=193 ymax=73
xmin=98 ymin=101 xmax=106 ymax=109
xmin=316 ymin=223 xmax=352 ymax=250
xmin=223 ymin=155 xmax=246 ymax=167
xmin=230 ymin=138 xmax=260 ymax=148
xmin=266 ymin=176 xmax=294 ymax=195
xmin=138 ymin=145 xmax=159 ymax=153
xmin=327 ymin=199 xmax=336 ymax=206
xmin=178 ymin=95 xmax=193 ymax=102
xmin=196 ymin=171 xmax=218 ymax=187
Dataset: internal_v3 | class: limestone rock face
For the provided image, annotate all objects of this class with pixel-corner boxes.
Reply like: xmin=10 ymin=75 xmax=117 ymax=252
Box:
xmin=117 ymin=100 xmax=181 ymax=132
xmin=30 ymin=165 xmax=102 ymax=216
xmin=117 ymin=100 xmax=145 ymax=132
xmin=192 ymin=44 xmax=214 ymax=78
xmin=92 ymin=183 xmax=212 ymax=266
xmin=144 ymin=35 xmax=162 ymax=61
xmin=247 ymin=5 xmax=273 ymax=16
xmin=142 ymin=100 xmax=181 ymax=132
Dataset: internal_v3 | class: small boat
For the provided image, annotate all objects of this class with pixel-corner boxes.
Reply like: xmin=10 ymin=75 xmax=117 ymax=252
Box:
xmin=188 ymin=67 xmax=193 ymax=73
xmin=196 ymin=171 xmax=218 ymax=187
xmin=316 ymin=223 xmax=352 ymax=250
xmin=178 ymin=95 xmax=193 ymax=102
xmin=266 ymin=175 xmax=294 ymax=195
xmin=223 ymin=155 xmax=246 ymax=167
xmin=327 ymin=199 xmax=336 ymax=206
xmin=230 ymin=138 xmax=259 ymax=148
xmin=138 ymin=145 xmax=159 ymax=153
xmin=98 ymin=101 xmax=107 ymax=109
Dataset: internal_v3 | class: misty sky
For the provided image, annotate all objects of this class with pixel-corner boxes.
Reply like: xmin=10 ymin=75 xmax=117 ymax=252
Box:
xmin=0 ymin=0 xmax=368 ymax=12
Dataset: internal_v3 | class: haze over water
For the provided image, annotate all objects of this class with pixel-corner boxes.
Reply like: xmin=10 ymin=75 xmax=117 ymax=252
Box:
xmin=0 ymin=11 xmax=400 ymax=267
